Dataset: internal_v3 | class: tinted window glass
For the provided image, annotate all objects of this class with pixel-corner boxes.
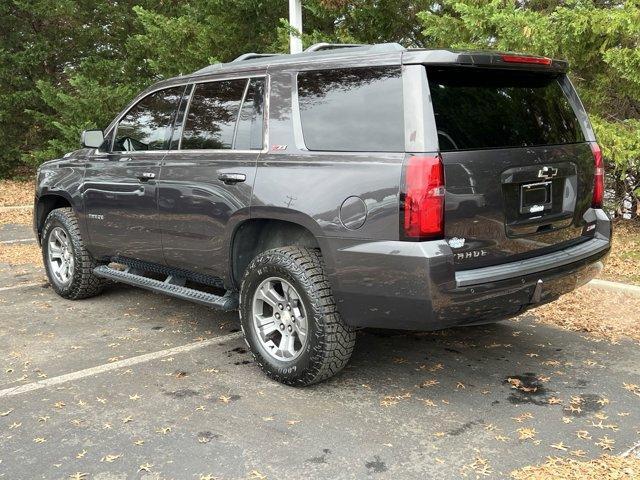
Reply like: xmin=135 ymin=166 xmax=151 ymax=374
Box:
xmin=427 ymin=67 xmax=584 ymax=151
xmin=234 ymin=78 xmax=265 ymax=150
xmin=169 ymin=84 xmax=194 ymax=150
xmin=181 ymin=79 xmax=247 ymax=150
xmin=114 ymin=87 xmax=183 ymax=152
xmin=297 ymin=66 xmax=404 ymax=151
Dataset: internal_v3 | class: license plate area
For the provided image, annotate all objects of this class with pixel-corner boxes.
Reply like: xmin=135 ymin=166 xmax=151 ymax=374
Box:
xmin=520 ymin=181 xmax=552 ymax=215
xmin=501 ymin=162 xmax=577 ymax=237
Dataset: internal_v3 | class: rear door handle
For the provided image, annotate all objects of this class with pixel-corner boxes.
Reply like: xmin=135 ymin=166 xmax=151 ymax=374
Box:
xmin=218 ymin=173 xmax=246 ymax=185
xmin=136 ymin=172 xmax=156 ymax=182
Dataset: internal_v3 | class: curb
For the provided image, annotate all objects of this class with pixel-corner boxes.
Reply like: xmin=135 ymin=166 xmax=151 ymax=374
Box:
xmin=587 ymin=278 xmax=640 ymax=297
xmin=621 ymin=440 xmax=640 ymax=458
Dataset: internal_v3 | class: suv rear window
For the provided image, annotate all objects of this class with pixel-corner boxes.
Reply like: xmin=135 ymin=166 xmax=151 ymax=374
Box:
xmin=234 ymin=78 xmax=265 ymax=150
xmin=297 ymin=66 xmax=404 ymax=152
xmin=427 ymin=67 xmax=584 ymax=151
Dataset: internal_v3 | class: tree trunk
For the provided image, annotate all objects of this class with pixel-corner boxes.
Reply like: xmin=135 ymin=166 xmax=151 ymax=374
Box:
xmin=621 ymin=172 xmax=638 ymax=220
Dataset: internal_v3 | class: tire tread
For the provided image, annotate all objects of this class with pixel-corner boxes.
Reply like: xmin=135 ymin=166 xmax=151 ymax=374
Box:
xmin=240 ymin=246 xmax=356 ymax=386
xmin=42 ymin=208 xmax=104 ymax=300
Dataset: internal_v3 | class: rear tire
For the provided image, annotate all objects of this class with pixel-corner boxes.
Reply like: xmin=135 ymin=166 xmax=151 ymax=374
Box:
xmin=239 ymin=247 xmax=356 ymax=386
xmin=42 ymin=208 xmax=105 ymax=300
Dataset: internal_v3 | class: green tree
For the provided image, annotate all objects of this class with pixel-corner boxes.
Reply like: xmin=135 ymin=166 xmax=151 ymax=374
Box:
xmin=418 ymin=0 xmax=640 ymax=216
xmin=0 ymin=0 xmax=179 ymax=174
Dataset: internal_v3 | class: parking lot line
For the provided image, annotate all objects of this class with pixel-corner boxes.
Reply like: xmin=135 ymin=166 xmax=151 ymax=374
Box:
xmin=0 ymin=331 xmax=243 ymax=398
xmin=0 ymin=205 xmax=31 ymax=211
xmin=0 ymin=282 xmax=45 ymax=292
xmin=622 ymin=440 xmax=640 ymax=458
xmin=0 ymin=238 xmax=35 ymax=244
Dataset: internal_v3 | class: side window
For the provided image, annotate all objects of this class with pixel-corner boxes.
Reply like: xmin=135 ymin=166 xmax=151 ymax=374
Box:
xmin=114 ymin=87 xmax=183 ymax=152
xmin=297 ymin=66 xmax=404 ymax=152
xmin=234 ymin=78 xmax=266 ymax=150
xmin=181 ymin=79 xmax=247 ymax=150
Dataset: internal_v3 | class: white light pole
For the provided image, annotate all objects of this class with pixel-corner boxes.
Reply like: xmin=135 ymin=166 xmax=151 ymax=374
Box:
xmin=289 ymin=0 xmax=303 ymax=54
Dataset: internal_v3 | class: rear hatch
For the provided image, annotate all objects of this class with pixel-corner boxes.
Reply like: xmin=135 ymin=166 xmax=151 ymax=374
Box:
xmin=426 ymin=65 xmax=597 ymax=270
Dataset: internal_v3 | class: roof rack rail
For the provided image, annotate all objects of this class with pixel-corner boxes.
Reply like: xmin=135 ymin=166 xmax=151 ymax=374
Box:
xmin=232 ymin=53 xmax=281 ymax=62
xmin=191 ymin=43 xmax=406 ymax=76
xmin=305 ymin=43 xmax=364 ymax=52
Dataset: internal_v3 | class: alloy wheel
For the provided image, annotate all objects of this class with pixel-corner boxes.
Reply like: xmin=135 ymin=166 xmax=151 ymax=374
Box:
xmin=47 ymin=226 xmax=74 ymax=286
xmin=251 ymin=276 xmax=309 ymax=361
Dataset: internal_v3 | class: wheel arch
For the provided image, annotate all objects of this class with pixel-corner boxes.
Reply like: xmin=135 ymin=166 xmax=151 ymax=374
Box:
xmin=229 ymin=217 xmax=325 ymax=290
xmin=35 ymin=193 xmax=73 ymax=243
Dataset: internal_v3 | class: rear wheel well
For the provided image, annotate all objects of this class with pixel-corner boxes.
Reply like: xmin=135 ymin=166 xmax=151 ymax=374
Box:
xmin=231 ymin=219 xmax=320 ymax=289
xmin=36 ymin=195 xmax=72 ymax=241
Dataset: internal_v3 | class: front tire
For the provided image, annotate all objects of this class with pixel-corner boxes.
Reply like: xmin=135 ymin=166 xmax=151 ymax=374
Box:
xmin=239 ymin=247 xmax=356 ymax=386
xmin=42 ymin=208 xmax=105 ymax=300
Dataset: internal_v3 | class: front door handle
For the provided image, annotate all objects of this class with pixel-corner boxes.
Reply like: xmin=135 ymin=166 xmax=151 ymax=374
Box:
xmin=218 ymin=173 xmax=246 ymax=185
xmin=136 ymin=172 xmax=156 ymax=182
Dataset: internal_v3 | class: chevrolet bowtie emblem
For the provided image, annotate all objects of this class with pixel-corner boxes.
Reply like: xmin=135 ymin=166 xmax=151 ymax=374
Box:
xmin=538 ymin=166 xmax=559 ymax=179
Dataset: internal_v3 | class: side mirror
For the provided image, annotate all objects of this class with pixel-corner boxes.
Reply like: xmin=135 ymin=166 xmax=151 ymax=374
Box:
xmin=81 ymin=129 xmax=105 ymax=149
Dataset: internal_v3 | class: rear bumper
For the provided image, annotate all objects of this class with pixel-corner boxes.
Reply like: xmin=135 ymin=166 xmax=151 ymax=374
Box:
xmin=326 ymin=209 xmax=611 ymax=330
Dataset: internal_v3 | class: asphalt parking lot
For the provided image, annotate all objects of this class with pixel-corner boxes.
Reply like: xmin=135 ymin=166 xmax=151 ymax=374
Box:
xmin=1 ymin=225 xmax=639 ymax=479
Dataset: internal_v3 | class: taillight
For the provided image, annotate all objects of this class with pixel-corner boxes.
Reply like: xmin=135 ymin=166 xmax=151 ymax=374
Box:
xmin=402 ymin=155 xmax=445 ymax=239
xmin=591 ymin=142 xmax=604 ymax=208
xmin=501 ymin=54 xmax=552 ymax=66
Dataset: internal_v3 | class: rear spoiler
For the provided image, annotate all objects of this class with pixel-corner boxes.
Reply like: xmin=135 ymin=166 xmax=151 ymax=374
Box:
xmin=402 ymin=50 xmax=568 ymax=72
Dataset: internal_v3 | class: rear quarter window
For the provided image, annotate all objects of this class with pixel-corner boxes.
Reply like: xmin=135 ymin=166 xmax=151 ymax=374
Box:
xmin=427 ymin=67 xmax=585 ymax=151
xmin=297 ymin=66 xmax=404 ymax=152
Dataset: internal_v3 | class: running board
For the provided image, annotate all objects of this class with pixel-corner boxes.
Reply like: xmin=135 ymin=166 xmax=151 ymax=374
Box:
xmin=93 ymin=265 xmax=238 ymax=311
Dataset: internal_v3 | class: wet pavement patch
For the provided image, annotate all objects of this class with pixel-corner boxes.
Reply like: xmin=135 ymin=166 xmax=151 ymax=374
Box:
xmin=164 ymin=388 xmax=199 ymax=399
xmin=562 ymin=393 xmax=605 ymax=417
xmin=572 ymin=378 xmax=590 ymax=389
xmin=504 ymin=373 xmax=549 ymax=406
xmin=307 ymin=448 xmax=331 ymax=464
xmin=228 ymin=346 xmax=248 ymax=355
xmin=447 ymin=419 xmax=483 ymax=436
xmin=365 ymin=456 xmax=388 ymax=473
xmin=196 ymin=431 xmax=220 ymax=443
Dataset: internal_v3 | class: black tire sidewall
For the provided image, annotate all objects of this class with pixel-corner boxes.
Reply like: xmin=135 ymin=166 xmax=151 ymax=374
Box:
xmin=42 ymin=210 xmax=84 ymax=298
xmin=240 ymin=254 xmax=323 ymax=384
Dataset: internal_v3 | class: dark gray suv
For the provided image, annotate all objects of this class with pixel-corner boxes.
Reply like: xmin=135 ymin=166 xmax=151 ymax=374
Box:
xmin=33 ymin=43 xmax=611 ymax=386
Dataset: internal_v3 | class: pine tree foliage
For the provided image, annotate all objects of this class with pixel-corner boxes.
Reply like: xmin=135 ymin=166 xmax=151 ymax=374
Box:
xmin=418 ymin=0 xmax=640 ymax=213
